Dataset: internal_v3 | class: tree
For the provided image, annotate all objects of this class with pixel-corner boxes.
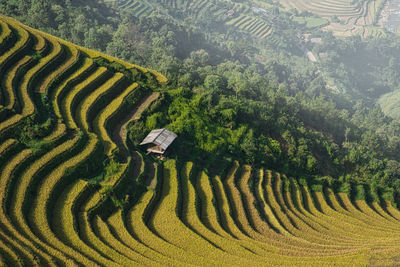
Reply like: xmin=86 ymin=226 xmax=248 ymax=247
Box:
xmin=240 ymin=129 xmax=257 ymax=164
xmin=84 ymin=25 xmax=112 ymax=51
xmin=27 ymin=0 xmax=52 ymax=29
xmin=227 ymin=72 xmax=248 ymax=99
xmin=204 ymin=75 xmax=226 ymax=93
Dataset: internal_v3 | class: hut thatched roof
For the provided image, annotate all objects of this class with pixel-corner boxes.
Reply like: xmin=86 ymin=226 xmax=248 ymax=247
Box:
xmin=140 ymin=128 xmax=177 ymax=150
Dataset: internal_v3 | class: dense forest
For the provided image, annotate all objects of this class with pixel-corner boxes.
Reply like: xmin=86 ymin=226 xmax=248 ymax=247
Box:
xmin=2 ymin=0 xmax=400 ymax=204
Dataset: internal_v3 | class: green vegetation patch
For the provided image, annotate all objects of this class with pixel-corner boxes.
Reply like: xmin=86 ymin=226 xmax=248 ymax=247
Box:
xmin=378 ymin=90 xmax=400 ymax=121
xmin=292 ymin=16 xmax=329 ymax=28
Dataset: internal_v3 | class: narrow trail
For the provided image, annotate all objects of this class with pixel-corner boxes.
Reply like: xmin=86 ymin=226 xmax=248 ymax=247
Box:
xmin=144 ymin=162 xmax=157 ymax=188
xmin=112 ymin=92 xmax=159 ymax=157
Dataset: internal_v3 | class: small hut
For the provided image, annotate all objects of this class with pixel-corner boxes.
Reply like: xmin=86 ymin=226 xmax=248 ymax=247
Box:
xmin=140 ymin=128 xmax=177 ymax=155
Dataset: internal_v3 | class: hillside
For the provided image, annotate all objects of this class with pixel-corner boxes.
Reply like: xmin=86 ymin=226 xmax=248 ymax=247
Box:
xmin=111 ymin=0 xmax=274 ymax=39
xmin=1 ymin=15 xmax=400 ymax=266
xmin=108 ymin=0 xmax=387 ymax=39
xmin=275 ymin=0 xmax=387 ymax=37
xmin=378 ymin=90 xmax=400 ymax=120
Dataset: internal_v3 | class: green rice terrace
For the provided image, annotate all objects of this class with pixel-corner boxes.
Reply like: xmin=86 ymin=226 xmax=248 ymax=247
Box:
xmin=2 ymin=14 xmax=400 ymax=266
xmin=108 ymin=0 xmax=390 ymax=40
xmin=111 ymin=0 xmax=274 ymax=39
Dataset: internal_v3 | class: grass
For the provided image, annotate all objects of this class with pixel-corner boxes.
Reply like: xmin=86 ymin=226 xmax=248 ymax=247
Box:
xmin=293 ymin=16 xmax=330 ymax=28
xmin=0 ymin=21 xmax=30 ymax=71
xmin=254 ymin=168 xmax=288 ymax=235
xmin=126 ymin=190 xmax=196 ymax=265
xmin=100 ymin=162 xmax=127 ymax=187
xmin=0 ymin=149 xmax=60 ymax=266
xmin=52 ymin=180 xmax=112 ymax=266
xmin=223 ymin=162 xmax=260 ymax=239
xmin=93 ymin=82 xmax=138 ymax=155
xmin=107 ymin=210 xmax=183 ymax=265
xmin=0 ymin=20 xmax=11 ymax=45
xmin=60 ymin=66 xmax=107 ymax=129
xmin=30 ymin=28 xmax=46 ymax=52
xmin=0 ymin=139 xmax=15 ymax=154
xmin=286 ymin=179 xmax=362 ymax=246
xmin=27 ymin=135 xmax=102 ymax=265
xmin=316 ymin=190 xmax=400 ymax=242
xmin=43 ymin=122 xmax=66 ymax=142
xmin=0 ymin=237 xmax=21 ymax=266
xmin=2 ymin=55 xmax=31 ymax=110
xmin=211 ymin=174 xmax=277 ymax=256
xmin=196 ymin=171 xmax=229 ymax=237
xmin=263 ymin=171 xmax=298 ymax=237
xmin=92 ymin=215 xmax=154 ymax=265
xmin=0 ymin=227 xmax=39 ymax=266
xmin=10 ymin=137 xmax=81 ymax=265
xmin=82 ymin=190 xmax=103 ymax=213
xmin=75 ymin=72 xmax=124 ymax=132
xmin=78 ymin=212 xmax=131 ymax=266
xmin=211 ymin=174 xmax=248 ymax=239
xmin=237 ymin=166 xmax=271 ymax=235
xmin=179 ymin=163 xmax=264 ymax=265
xmin=52 ymin=57 xmax=94 ymax=118
xmin=36 ymin=45 xmax=80 ymax=94
xmin=27 ymin=33 xmax=64 ymax=94
xmin=149 ymin=160 xmax=221 ymax=265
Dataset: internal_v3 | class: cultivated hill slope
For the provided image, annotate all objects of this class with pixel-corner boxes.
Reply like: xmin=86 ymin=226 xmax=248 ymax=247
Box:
xmin=1 ymin=15 xmax=400 ymax=266
xmin=111 ymin=0 xmax=386 ymax=38
xmin=112 ymin=0 xmax=274 ymax=39
xmin=276 ymin=0 xmax=387 ymax=37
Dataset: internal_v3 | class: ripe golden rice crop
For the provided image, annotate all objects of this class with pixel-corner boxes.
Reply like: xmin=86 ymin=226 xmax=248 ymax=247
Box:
xmin=93 ymin=82 xmax=138 ymax=155
xmin=60 ymin=66 xmax=107 ymax=129
xmin=3 ymin=56 xmax=31 ymax=109
xmin=52 ymin=57 xmax=94 ymax=118
xmin=37 ymin=45 xmax=80 ymax=94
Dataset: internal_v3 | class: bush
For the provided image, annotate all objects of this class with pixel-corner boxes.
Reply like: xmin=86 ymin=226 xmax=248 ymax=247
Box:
xmin=353 ymin=184 xmax=366 ymax=201
xmin=337 ymin=182 xmax=351 ymax=194
xmin=310 ymin=184 xmax=323 ymax=192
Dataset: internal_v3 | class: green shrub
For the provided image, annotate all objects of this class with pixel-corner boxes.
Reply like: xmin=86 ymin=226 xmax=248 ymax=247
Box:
xmin=310 ymin=184 xmax=323 ymax=192
xmin=354 ymin=184 xmax=366 ymax=201
xmin=337 ymin=182 xmax=351 ymax=194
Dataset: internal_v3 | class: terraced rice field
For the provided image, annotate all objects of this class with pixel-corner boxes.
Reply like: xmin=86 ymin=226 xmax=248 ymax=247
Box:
xmin=1 ymin=14 xmax=400 ymax=266
xmin=116 ymin=0 xmax=154 ymax=17
xmin=278 ymin=0 xmax=384 ymax=23
xmin=113 ymin=0 xmax=274 ymax=39
xmin=112 ymin=0 xmax=386 ymax=38
xmin=276 ymin=0 xmax=387 ymax=36
xmin=226 ymin=15 xmax=273 ymax=38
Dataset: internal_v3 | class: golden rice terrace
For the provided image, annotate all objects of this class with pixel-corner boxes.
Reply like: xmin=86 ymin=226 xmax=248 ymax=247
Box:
xmin=1 ymin=15 xmax=400 ymax=266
